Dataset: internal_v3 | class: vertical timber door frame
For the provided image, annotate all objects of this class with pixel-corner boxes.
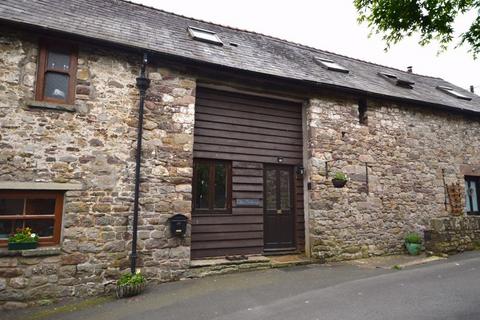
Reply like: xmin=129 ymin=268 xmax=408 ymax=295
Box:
xmin=302 ymin=101 xmax=311 ymax=257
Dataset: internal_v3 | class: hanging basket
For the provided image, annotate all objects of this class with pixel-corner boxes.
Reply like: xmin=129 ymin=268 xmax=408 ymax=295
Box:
xmin=331 ymin=178 xmax=347 ymax=188
xmin=115 ymin=282 xmax=146 ymax=298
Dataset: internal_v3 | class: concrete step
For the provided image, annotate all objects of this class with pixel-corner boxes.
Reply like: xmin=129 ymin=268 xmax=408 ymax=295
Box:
xmin=186 ymin=254 xmax=312 ymax=278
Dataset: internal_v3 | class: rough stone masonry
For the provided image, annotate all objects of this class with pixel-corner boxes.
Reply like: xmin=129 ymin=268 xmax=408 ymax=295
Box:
xmin=1 ymin=25 xmax=480 ymax=310
xmin=0 ymin=28 xmax=195 ymax=310
xmin=306 ymin=95 xmax=480 ymax=261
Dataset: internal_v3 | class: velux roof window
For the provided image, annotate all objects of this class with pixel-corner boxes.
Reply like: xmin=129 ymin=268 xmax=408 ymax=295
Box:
xmin=378 ymin=72 xmax=415 ymax=89
xmin=314 ymin=57 xmax=349 ymax=73
xmin=188 ymin=26 xmax=223 ymax=46
xmin=436 ymin=86 xmax=472 ymax=101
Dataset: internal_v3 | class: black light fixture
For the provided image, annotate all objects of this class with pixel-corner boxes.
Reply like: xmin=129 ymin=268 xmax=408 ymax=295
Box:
xmin=296 ymin=165 xmax=305 ymax=175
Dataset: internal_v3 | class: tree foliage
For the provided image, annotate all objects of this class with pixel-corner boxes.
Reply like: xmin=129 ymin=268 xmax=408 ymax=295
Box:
xmin=354 ymin=0 xmax=480 ymax=57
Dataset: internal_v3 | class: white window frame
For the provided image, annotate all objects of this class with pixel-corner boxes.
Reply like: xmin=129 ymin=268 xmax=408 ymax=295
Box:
xmin=188 ymin=26 xmax=223 ymax=46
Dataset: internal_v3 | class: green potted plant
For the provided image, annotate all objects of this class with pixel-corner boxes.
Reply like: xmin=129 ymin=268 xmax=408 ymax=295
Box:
xmin=8 ymin=227 xmax=39 ymax=250
xmin=404 ymin=232 xmax=422 ymax=255
xmin=332 ymin=172 xmax=348 ymax=188
xmin=116 ymin=270 xmax=147 ymax=298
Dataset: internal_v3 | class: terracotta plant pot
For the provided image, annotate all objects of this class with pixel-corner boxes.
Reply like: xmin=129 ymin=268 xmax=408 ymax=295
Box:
xmin=331 ymin=178 xmax=347 ymax=188
xmin=8 ymin=242 xmax=38 ymax=250
xmin=405 ymin=242 xmax=421 ymax=255
xmin=115 ymin=282 xmax=146 ymax=298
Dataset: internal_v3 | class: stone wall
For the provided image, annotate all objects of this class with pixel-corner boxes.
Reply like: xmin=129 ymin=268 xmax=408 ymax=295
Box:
xmin=425 ymin=216 xmax=480 ymax=254
xmin=0 ymin=28 xmax=195 ymax=309
xmin=2 ymin=25 xmax=480 ymax=310
xmin=306 ymin=96 xmax=480 ymax=261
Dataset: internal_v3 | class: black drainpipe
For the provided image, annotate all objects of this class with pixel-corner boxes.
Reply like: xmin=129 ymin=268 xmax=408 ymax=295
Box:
xmin=130 ymin=53 xmax=150 ymax=274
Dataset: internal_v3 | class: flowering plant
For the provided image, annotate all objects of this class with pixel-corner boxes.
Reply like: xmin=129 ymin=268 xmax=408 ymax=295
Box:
xmin=117 ymin=270 xmax=146 ymax=286
xmin=8 ymin=227 xmax=39 ymax=243
xmin=332 ymin=172 xmax=348 ymax=182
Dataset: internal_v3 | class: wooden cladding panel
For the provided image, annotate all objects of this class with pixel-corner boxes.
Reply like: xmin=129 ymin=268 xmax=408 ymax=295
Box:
xmin=192 ymin=223 xmax=263 ymax=233
xmin=195 ymin=97 xmax=301 ymax=119
xmin=193 ymin=152 xmax=300 ymax=166
xmin=192 ymin=215 xmax=263 ymax=225
xmin=195 ymin=121 xmax=302 ymax=139
xmin=195 ymin=128 xmax=302 ymax=145
xmin=191 ymin=247 xmax=263 ymax=259
xmin=192 ymin=231 xmax=264 ymax=242
xmin=194 ymin=87 xmax=303 ymax=165
xmin=192 ymin=88 xmax=304 ymax=259
xmin=192 ymin=239 xmax=264 ymax=250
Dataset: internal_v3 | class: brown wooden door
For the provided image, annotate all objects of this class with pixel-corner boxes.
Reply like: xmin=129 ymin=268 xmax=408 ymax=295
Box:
xmin=264 ymin=165 xmax=295 ymax=250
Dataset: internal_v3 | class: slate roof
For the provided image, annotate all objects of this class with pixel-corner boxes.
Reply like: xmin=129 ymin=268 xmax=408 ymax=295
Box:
xmin=1 ymin=0 xmax=479 ymax=113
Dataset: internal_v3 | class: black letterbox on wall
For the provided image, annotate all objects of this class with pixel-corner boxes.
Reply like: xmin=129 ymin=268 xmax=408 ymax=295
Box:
xmin=169 ymin=214 xmax=188 ymax=237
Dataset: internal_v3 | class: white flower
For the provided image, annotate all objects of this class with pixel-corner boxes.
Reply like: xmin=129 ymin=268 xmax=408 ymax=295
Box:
xmin=136 ymin=269 xmax=141 ymax=274
xmin=31 ymin=233 xmax=37 ymax=238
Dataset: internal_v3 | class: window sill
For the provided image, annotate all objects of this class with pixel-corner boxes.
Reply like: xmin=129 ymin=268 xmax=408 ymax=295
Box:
xmin=26 ymin=100 xmax=75 ymax=112
xmin=0 ymin=246 xmax=62 ymax=257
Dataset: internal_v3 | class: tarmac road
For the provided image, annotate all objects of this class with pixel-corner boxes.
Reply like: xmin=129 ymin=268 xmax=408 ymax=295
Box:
xmin=7 ymin=251 xmax=480 ymax=320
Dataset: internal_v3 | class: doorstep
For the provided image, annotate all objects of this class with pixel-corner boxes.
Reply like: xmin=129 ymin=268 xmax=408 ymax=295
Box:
xmin=269 ymin=254 xmax=312 ymax=268
xmin=190 ymin=255 xmax=270 ymax=268
xmin=187 ymin=254 xmax=312 ymax=278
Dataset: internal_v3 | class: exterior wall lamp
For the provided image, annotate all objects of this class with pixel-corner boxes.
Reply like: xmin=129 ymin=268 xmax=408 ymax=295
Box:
xmin=296 ymin=165 xmax=305 ymax=175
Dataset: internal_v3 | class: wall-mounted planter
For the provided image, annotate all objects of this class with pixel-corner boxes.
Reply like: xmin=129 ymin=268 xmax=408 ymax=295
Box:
xmin=115 ymin=282 xmax=146 ymax=298
xmin=8 ymin=242 xmax=38 ymax=251
xmin=331 ymin=179 xmax=347 ymax=188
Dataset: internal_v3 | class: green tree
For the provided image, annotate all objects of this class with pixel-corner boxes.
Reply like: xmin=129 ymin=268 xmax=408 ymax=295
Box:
xmin=354 ymin=0 xmax=480 ymax=57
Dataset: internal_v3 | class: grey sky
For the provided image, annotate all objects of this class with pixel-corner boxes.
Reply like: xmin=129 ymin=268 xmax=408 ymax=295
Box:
xmin=131 ymin=0 xmax=479 ymax=92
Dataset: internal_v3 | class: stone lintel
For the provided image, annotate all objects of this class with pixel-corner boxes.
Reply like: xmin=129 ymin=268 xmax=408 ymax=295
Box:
xmin=460 ymin=164 xmax=480 ymax=176
xmin=0 ymin=181 xmax=83 ymax=191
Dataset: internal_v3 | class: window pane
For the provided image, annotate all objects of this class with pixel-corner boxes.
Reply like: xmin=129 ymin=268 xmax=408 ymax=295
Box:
xmin=265 ymin=169 xmax=277 ymax=210
xmin=0 ymin=199 xmax=24 ymax=215
xmin=214 ymin=163 xmax=227 ymax=209
xmin=471 ymin=181 xmax=479 ymax=212
xmin=47 ymin=49 xmax=70 ymax=71
xmin=0 ymin=221 xmax=14 ymax=238
xmin=465 ymin=181 xmax=472 ymax=212
xmin=44 ymin=72 xmax=69 ymax=101
xmin=26 ymin=219 xmax=54 ymax=237
xmin=26 ymin=199 xmax=56 ymax=215
xmin=279 ymin=170 xmax=291 ymax=210
xmin=195 ymin=163 xmax=210 ymax=209
xmin=7 ymin=220 xmax=27 ymax=236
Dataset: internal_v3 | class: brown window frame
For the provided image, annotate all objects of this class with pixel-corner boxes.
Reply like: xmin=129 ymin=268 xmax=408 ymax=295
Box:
xmin=35 ymin=40 xmax=78 ymax=105
xmin=192 ymin=159 xmax=232 ymax=214
xmin=0 ymin=190 xmax=64 ymax=246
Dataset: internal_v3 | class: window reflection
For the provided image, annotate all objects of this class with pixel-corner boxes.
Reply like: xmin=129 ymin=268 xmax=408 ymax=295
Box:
xmin=214 ymin=163 xmax=226 ymax=209
xmin=266 ymin=169 xmax=276 ymax=210
xmin=194 ymin=163 xmax=209 ymax=209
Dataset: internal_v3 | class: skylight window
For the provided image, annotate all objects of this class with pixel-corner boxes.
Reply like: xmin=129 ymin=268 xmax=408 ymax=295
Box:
xmin=314 ymin=57 xmax=349 ymax=73
xmin=436 ymin=86 xmax=472 ymax=100
xmin=188 ymin=26 xmax=223 ymax=46
xmin=378 ymin=72 xmax=415 ymax=89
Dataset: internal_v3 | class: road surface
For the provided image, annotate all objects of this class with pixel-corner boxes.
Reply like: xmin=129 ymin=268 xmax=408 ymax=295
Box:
xmin=8 ymin=251 xmax=480 ymax=320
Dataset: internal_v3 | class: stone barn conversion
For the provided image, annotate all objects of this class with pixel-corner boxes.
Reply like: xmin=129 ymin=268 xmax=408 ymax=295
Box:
xmin=1 ymin=0 xmax=480 ymax=309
